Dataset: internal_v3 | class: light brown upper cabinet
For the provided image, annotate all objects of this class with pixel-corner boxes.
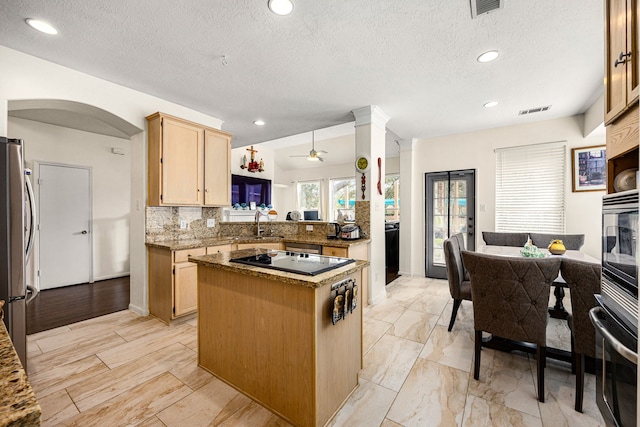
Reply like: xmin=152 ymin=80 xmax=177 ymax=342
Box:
xmin=605 ymin=0 xmax=639 ymax=125
xmin=147 ymin=112 xmax=232 ymax=206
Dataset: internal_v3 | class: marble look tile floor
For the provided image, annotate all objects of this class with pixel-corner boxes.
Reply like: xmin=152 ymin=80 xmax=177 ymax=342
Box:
xmin=27 ymin=276 xmax=605 ymax=426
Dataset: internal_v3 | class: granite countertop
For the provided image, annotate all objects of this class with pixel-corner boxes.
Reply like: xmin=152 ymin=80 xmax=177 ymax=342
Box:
xmin=146 ymin=235 xmax=371 ymax=251
xmin=189 ymin=248 xmax=370 ymax=289
xmin=0 ymin=312 xmax=41 ymax=427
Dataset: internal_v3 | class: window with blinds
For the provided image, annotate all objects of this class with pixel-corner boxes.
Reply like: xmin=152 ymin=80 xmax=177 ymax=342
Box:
xmin=495 ymin=141 xmax=566 ymax=233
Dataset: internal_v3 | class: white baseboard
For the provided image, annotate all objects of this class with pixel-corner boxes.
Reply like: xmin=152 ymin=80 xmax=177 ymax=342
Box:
xmin=128 ymin=303 xmax=149 ymax=316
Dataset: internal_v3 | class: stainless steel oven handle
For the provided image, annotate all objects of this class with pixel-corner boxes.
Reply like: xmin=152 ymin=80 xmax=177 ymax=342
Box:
xmin=589 ymin=307 xmax=638 ymax=365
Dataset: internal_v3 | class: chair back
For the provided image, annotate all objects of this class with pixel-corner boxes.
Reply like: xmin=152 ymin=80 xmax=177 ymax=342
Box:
xmin=560 ymin=259 xmax=601 ymax=357
xmin=453 ymin=233 xmax=466 ymax=250
xmin=443 ymin=237 xmax=465 ymax=299
xmin=530 ymin=233 xmax=585 ymax=250
xmin=482 ymin=231 xmax=529 ymax=247
xmin=461 ymin=251 xmax=561 ymax=345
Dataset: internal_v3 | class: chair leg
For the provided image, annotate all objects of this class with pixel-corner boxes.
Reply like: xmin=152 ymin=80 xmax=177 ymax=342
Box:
xmin=474 ymin=330 xmax=482 ymax=380
xmin=448 ymin=299 xmax=462 ymax=332
xmin=537 ymin=345 xmax=546 ymax=403
xmin=575 ymin=353 xmax=584 ymax=412
xmin=570 ymin=335 xmax=576 ymax=374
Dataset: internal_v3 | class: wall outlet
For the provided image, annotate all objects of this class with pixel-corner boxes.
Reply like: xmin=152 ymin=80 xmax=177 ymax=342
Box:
xmin=306 ymin=225 xmax=313 ymax=231
xmin=180 ymin=220 xmax=187 ymax=229
xmin=207 ymin=218 xmax=215 ymax=228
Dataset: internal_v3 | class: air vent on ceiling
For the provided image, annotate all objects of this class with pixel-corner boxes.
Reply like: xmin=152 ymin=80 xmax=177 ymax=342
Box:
xmin=470 ymin=0 xmax=503 ymax=18
xmin=518 ymin=105 xmax=552 ymax=116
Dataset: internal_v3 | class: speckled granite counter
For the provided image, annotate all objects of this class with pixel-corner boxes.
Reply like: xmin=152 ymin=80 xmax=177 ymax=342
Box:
xmin=0 ymin=319 xmax=41 ymax=427
xmin=146 ymin=235 xmax=371 ymax=251
xmin=190 ymin=248 xmax=369 ymax=289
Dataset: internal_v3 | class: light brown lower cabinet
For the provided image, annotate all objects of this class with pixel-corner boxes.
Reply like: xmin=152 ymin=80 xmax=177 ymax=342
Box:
xmin=146 ymin=246 xmax=197 ymax=323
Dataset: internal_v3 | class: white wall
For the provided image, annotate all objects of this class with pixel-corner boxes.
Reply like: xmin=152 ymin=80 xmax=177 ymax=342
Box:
xmin=8 ymin=117 xmax=131 ymax=283
xmin=409 ymin=114 xmax=604 ymax=276
xmin=0 ymin=46 xmax=225 ymax=315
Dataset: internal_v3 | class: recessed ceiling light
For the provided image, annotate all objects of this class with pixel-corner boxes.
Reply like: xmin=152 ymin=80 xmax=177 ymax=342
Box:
xmin=268 ymin=0 xmax=294 ymax=16
xmin=253 ymin=120 xmax=266 ymax=126
xmin=477 ymin=50 xmax=499 ymax=63
xmin=484 ymin=101 xmax=499 ymax=108
xmin=25 ymin=18 xmax=58 ymax=35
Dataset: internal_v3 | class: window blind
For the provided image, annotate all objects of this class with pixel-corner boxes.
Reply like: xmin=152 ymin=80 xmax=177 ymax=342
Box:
xmin=495 ymin=141 xmax=566 ymax=233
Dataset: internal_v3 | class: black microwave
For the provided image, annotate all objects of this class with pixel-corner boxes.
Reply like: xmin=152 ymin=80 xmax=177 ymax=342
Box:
xmin=602 ymin=189 xmax=638 ymax=335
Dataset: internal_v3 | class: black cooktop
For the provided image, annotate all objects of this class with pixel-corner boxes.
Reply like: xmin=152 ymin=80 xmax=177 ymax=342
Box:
xmin=230 ymin=251 xmax=355 ymax=276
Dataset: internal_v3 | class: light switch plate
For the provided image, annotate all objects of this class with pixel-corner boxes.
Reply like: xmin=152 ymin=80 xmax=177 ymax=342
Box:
xmin=207 ymin=218 xmax=215 ymax=228
xmin=180 ymin=220 xmax=187 ymax=229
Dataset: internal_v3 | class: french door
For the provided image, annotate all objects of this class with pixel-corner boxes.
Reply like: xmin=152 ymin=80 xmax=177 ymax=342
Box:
xmin=425 ymin=170 xmax=475 ymax=279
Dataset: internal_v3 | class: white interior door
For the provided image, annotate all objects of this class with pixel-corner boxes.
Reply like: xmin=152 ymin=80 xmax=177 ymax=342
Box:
xmin=38 ymin=164 xmax=92 ymax=289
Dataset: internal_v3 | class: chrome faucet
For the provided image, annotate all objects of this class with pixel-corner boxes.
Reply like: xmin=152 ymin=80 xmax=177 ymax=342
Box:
xmin=255 ymin=210 xmax=267 ymax=236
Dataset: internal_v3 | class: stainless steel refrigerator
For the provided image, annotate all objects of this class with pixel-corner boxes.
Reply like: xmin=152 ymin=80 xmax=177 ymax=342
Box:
xmin=0 ymin=137 xmax=36 ymax=369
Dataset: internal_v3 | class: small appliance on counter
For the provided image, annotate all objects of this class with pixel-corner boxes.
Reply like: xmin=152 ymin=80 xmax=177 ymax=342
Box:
xmin=327 ymin=222 xmax=341 ymax=239
xmin=341 ymin=224 xmax=361 ymax=240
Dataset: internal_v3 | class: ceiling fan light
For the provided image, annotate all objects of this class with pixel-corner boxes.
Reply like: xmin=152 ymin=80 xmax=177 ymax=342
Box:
xmin=307 ymin=156 xmax=320 ymax=162
xmin=268 ymin=0 xmax=294 ymax=16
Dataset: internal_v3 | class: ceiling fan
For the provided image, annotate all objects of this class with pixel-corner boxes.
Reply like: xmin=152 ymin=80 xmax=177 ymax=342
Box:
xmin=289 ymin=131 xmax=327 ymax=162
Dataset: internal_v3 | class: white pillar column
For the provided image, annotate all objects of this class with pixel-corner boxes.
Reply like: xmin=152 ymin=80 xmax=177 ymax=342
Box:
xmin=398 ymin=139 xmax=414 ymax=276
xmin=352 ymin=105 xmax=389 ymax=304
xmin=0 ymin=98 xmax=8 ymax=136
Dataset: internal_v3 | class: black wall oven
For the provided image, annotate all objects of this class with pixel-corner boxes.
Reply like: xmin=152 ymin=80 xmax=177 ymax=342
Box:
xmin=594 ymin=189 xmax=638 ymax=426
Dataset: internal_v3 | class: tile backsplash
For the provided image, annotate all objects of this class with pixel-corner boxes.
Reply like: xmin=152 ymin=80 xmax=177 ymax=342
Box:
xmin=146 ymin=206 xmax=222 ymax=241
xmin=146 ymin=204 xmax=371 ymax=242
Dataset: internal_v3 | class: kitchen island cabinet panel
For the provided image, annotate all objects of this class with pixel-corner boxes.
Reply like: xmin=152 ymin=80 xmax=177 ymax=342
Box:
xmin=197 ymin=265 xmax=362 ymax=427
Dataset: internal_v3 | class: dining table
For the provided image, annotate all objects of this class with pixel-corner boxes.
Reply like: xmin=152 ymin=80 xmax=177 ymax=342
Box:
xmin=474 ymin=244 xmax=600 ymax=364
xmin=477 ymin=245 xmax=600 ymax=319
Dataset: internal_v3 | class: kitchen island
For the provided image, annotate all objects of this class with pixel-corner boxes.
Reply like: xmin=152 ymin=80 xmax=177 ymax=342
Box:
xmin=190 ymin=249 xmax=369 ymax=427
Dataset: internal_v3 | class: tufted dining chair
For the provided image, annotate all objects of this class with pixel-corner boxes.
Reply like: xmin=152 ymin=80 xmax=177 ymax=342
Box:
xmin=461 ymin=251 xmax=562 ymax=402
xmin=530 ymin=233 xmax=585 ymax=250
xmin=560 ymin=258 xmax=601 ymax=412
xmin=443 ymin=235 xmax=472 ymax=332
xmin=482 ymin=231 xmax=529 ymax=247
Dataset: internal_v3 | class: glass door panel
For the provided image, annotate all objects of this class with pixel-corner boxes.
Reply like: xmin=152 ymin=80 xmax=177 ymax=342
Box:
xmin=425 ymin=170 xmax=475 ymax=279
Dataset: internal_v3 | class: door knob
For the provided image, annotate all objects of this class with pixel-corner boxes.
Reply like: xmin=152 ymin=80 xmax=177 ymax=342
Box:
xmin=81 ymin=230 xmax=88 ymax=234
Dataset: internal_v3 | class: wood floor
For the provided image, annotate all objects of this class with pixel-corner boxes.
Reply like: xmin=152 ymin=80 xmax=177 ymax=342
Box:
xmin=26 ymin=277 xmax=130 ymax=335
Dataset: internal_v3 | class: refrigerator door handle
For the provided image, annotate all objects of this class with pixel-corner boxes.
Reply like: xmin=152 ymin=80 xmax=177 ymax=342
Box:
xmin=25 ymin=172 xmax=36 ymax=261
xmin=26 ymin=285 xmax=38 ymax=305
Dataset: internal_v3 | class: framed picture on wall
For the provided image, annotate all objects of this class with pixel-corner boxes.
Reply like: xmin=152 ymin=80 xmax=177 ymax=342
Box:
xmin=571 ymin=145 xmax=606 ymax=192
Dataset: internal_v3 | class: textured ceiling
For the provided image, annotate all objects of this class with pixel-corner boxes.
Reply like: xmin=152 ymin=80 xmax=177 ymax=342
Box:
xmin=0 ymin=0 xmax=604 ymax=152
